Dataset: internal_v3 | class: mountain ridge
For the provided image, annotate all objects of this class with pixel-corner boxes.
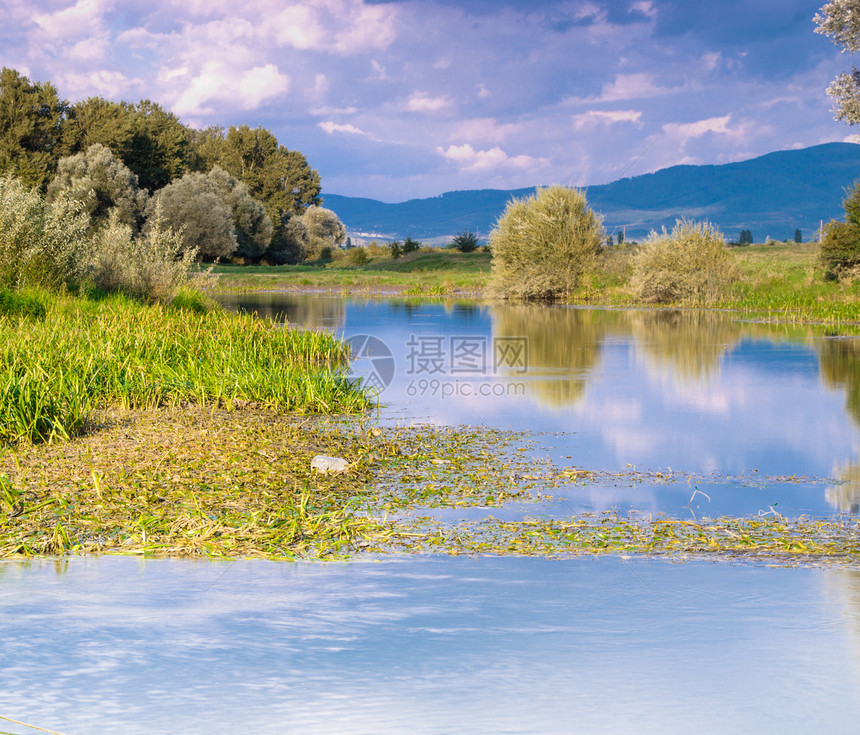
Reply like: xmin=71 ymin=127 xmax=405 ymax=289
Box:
xmin=323 ymin=142 xmax=860 ymax=243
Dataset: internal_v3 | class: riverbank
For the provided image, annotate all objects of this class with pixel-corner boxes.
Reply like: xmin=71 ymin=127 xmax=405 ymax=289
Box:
xmin=212 ymin=243 xmax=860 ymax=324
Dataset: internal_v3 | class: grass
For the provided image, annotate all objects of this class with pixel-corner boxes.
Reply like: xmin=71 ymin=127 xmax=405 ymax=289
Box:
xmin=2 ymin=414 xmax=859 ymax=565
xmin=0 ymin=290 xmax=369 ymax=445
xmin=212 ymin=244 xmax=860 ymax=324
xmin=211 ymin=251 xmax=492 ymax=296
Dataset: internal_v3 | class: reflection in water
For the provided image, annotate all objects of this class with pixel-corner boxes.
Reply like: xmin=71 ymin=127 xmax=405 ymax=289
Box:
xmin=492 ymin=305 xmax=616 ymax=409
xmin=630 ymin=310 xmax=742 ymax=383
xmin=827 ymin=462 xmax=860 ymax=513
xmin=819 ymin=337 xmax=860 ymax=426
xmin=222 ymin=293 xmax=346 ymax=330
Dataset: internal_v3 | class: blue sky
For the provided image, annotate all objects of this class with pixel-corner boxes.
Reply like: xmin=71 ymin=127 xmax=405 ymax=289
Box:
xmin=2 ymin=0 xmax=856 ymax=200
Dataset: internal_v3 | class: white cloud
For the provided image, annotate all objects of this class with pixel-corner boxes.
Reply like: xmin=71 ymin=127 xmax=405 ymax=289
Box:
xmin=34 ymin=0 xmax=106 ymax=39
xmin=319 ymin=121 xmax=367 ymax=136
xmin=572 ymin=110 xmax=643 ymax=129
xmin=172 ymin=62 xmax=290 ymax=116
xmin=662 ymin=115 xmax=732 ymax=139
xmin=598 ymin=73 xmax=666 ymax=102
xmin=272 ymin=5 xmax=326 ymax=50
xmin=269 ymin=0 xmax=397 ymax=55
xmin=406 ymin=93 xmax=452 ymax=113
xmin=437 ymin=143 xmax=548 ymax=172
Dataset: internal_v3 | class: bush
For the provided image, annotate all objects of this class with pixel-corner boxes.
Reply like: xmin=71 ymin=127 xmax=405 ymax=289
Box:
xmin=821 ymin=183 xmax=860 ymax=279
xmin=91 ymin=205 xmax=212 ymax=303
xmin=488 ymin=186 xmax=603 ymax=300
xmin=0 ymin=174 xmax=90 ymax=291
xmin=346 ymin=247 xmax=368 ymax=266
xmin=47 ymin=144 xmax=148 ymax=233
xmin=389 ymin=241 xmax=402 ymax=258
xmin=452 ymin=231 xmax=479 ymax=253
xmin=403 ymin=236 xmax=420 ymax=254
xmin=630 ymin=219 xmax=738 ymax=304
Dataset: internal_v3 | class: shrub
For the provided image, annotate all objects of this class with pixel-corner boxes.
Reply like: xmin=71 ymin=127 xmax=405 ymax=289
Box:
xmin=389 ymin=241 xmax=403 ymax=258
xmin=346 ymin=247 xmax=368 ymax=266
xmin=47 ymin=144 xmax=148 ymax=233
xmin=146 ymin=174 xmax=237 ymax=261
xmin=303 ymin=205 xmax=346 ymax=261
xmin=489 ymin=186 xmax=603 ymax=300
xmin=630 ymin=219 xmax=738 ymax=304
xmin=403 ymin=236 xmax=420 ymax=254
xmin=0 ymin=174 xmax=90 ymax=291
xmin=452 ymin=231 xmax=479 ymax=252
xmin=91 ymin=205 xmax=212 ymax=303
xmin=821 ymin=182 xmax=860 ymax=279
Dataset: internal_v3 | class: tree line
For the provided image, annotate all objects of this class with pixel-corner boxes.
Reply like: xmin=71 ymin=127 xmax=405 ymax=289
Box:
xmin=0 ymin=67 xmax=344 ymax=263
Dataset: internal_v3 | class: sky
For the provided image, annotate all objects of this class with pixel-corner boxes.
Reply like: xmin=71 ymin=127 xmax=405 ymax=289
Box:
xmin=1 ymin=0 xmax=858 ymax=201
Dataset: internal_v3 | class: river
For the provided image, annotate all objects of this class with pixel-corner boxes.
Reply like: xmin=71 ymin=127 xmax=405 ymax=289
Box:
xmin=1 ymin=294 xmax=859 ymax=734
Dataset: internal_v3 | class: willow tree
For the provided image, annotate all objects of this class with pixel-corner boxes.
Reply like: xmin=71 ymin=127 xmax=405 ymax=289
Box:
xmin=488 ymin=186 xmax=603 ymax=300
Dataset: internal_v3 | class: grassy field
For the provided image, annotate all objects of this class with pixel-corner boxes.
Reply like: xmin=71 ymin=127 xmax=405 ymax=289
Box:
xmin=211 ymin=250 xmax=492 ymax=295
xmin=212 ymin=243 xmax=860 ymax=323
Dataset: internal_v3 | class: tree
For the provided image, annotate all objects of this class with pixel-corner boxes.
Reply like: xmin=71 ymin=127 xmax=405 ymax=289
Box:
xmin=630 ymin=220 xmax=738 ymax=304
xmin=488 ymin=186 xmax=603 ymax=300
xmin=47 ymin=143 xmax=148 ymax=232
xmin=815 ymin=1 xmax=860 ymax=123
xmin=402 ymin=236 xmax=420 ymax=254
xmin=821 ymin=180 xmax=860 ymax=277
xmin=616 ymin=230 xmax=625 ymax=245
xmin=194 ymin=167 xmax=272 ymax=260
xmin=146 ymin=174 xmax=236 ymax=261
xmin=302 ymin=205 xmax=346 ymax=260
xmin=0 ymin=68 xmax=67 ymax=191
xmin=211 ymin=125 xmax=321 ymax=224
xmin=738 ymin=229 xmax=753 ymax=245
xmin=451 ymin=231 xmax=479 ymax=252
xmin=795 ymin=228 xmax=803 ymax=243
xmin=62 ymin=97 xmax=190 ymax=192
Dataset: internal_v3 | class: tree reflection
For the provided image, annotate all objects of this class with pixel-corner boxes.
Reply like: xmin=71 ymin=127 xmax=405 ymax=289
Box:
xmin=491 ymin=305 xmax=617 ymax=409
xmin=223 ymin=293 xmax=346 ymax=329
xmin=827 ymin=461 xmax=860 ymax=514
xmin=819 ymin=337 xmax=860 ymax=426
xmin=630 ymin=310 xmax=743 ymax=384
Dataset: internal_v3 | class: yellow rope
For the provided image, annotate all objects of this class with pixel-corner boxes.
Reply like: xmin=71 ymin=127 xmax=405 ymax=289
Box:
xmin=0 ymin=715 xmax=68 ymax=735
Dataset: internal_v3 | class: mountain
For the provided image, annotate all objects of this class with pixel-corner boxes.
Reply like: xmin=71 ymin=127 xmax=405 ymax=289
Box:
xmin=323 ymin=142 xmax=860 ymax=243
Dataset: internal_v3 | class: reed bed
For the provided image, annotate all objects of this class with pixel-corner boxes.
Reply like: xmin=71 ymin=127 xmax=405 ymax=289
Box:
xmin=0 ymin=292 xmax=369 ymax=444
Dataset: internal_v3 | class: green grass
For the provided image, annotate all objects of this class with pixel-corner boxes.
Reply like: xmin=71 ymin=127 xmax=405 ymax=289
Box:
xmin=0 ymin=291 xmax=370 ymax=445
xmin=211 ymin=251 xmax=492 ymax=295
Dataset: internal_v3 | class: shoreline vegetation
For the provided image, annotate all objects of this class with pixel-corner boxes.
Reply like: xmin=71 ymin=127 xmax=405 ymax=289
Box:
xmin=212 ymin=242 xmax=860 ymax=325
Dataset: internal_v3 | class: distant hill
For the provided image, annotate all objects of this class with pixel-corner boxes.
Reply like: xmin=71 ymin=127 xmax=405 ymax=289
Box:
xmin=323 ymin=142 xmax=860 ymax=243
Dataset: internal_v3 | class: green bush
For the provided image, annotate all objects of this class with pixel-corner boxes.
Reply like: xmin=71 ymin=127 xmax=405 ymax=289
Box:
xmin=820 ymin=183 xmax=860 ymax=279
xmin=452 ymin=231 xmax=479 ymax=253
xmin=630 ymin=219 xmax=738 ymax=304
xmin=346 ymin=247 xmax=368 ymax=266
xmin=488 ymin=186 xmax=603 ymax=300
xmin=91 ymin=204 xmax=212 ymax=303
xmin=0 ymin=174 xmax=90 ymax=291
xmin=403 ymin=236 xmax=420 ymax=254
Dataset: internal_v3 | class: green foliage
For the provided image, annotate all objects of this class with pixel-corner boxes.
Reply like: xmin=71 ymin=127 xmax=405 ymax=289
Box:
xmin=0 ymin=287 xmax=48 ymax=319
xmin=820 ymin=181 xmax=860 ymax=278
xmin=815 ymin=1 xmax=860 ymax=123
xmin=451 ymin=231 xmax=479 ymax=253
xmin=196 ymin=124 xmax=322 ymax=224
xmin=302 ymin=205 xmax=346 ymax=261
xmin=0 ymin=293 xmax=368 ymax=445
xmin=146 ymin=173 xmax=237 ymax=261
xmin=402 ymin=236 xmax=420 ymax=254
xmin=738 ymin=229 xmax=754 ymax=245
xmin=630 ymin=219 xmax=738 ymax=304
xmin=389 ymin=241 xmax=403 ymax=258
xmin=0 ymin=174 xmax=89 ymax=291
xmin=62 ymin=97 xmax=190 ymax=192
xmin=346 ymin=247 xmax=369 ymax=266
xmin=795 ymin=228 xmax=803 ymax=244
xmin=92 ymin=206 xmax=207 ymax=303
xmin=0 ymin=68 xmax=67 ymax=191
xmin=488 ymin=186 xmax=603 ymax=300
xmin=47 ymin=143 xmax=148 ymax=232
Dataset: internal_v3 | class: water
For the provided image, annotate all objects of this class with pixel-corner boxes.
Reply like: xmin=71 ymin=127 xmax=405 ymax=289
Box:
xmin=3 ymin=294 xmax=860 ymax=734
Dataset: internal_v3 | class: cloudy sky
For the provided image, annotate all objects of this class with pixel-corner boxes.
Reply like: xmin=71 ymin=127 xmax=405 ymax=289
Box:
xmin=1 ymin=0 xmax=857 ymax=201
